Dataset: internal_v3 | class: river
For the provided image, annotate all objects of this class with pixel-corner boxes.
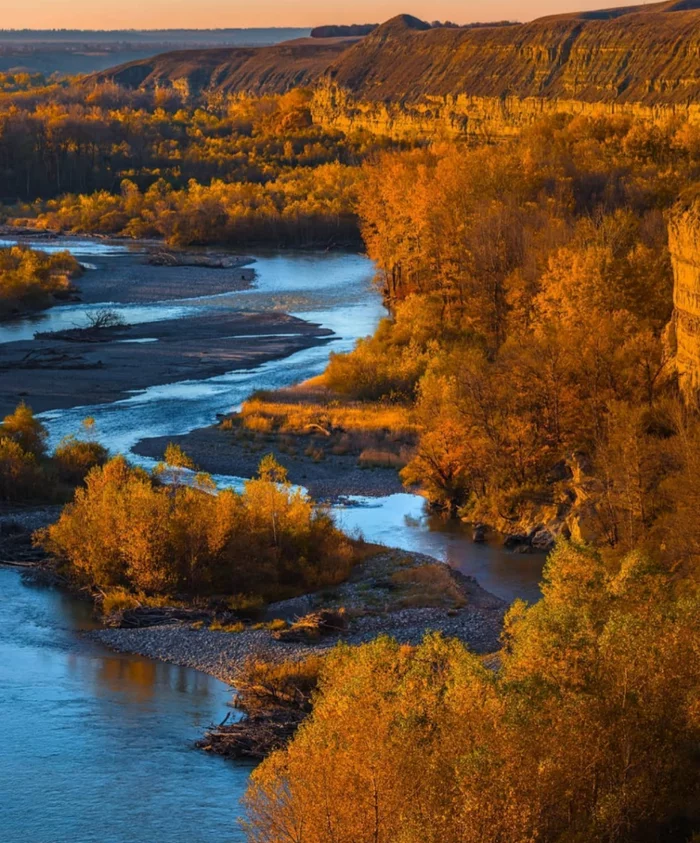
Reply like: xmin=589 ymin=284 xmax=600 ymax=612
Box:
xmin=0 ymin=238 xmax=545 ymax=842
xmin=0 ymin=567 xmax=247 ymax=843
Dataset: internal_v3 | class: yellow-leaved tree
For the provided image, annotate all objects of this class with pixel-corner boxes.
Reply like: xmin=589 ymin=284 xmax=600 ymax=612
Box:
xmin=244 ymin=542 xmax=700 ymax=843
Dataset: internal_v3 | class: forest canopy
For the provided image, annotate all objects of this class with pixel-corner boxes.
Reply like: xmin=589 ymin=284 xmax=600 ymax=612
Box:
xmin=1 ymin=67 xmax=700 ymax=843
xmin=321 ymin=115 xmax=700 ymax=570
xmin=0 ymin=84 xmax=401 ymax=247
xmin=245 ymin=542 xmax=700 ymax=843
xmin=239 ymin=112 xmax=700 ymax=841
xmin=0 ymin=245 xmax=81 ymax=317
xmin=38 ymin=453 xmax=357 ymax=601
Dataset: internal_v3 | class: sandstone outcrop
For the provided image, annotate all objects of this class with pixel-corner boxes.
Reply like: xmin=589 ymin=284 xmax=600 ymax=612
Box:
xmin=669 ymin=197 xmax=700 ymax=398
xmin=94 ymin=3 xmax=700 ymax=138
xmin=311 ymin=4 xmax=700 ymax=138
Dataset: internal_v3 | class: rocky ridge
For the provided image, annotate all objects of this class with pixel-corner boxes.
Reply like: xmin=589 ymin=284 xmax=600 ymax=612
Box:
xmin=311 ymin=5 xmax=700 ymax=138
xmin=90 ymin=38 xmax=355 ymax=98
xmin=94 ymin=4 xmax=700 ymax=138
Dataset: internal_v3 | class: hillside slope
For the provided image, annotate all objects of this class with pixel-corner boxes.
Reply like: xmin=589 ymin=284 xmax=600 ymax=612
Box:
xmin=323 ymin=5 xmax=700 ymax=105
xmin=91 ymin=39 xmax=356 ymax=97
xmin=93 ymin=3 xmax=700 ymax=134
xmin=309 ymin=4 xmax=700 ymax=137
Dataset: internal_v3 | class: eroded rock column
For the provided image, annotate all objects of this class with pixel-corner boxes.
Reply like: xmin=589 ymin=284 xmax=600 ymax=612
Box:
xmin=669 ymin=199 xmax=700 ymax=398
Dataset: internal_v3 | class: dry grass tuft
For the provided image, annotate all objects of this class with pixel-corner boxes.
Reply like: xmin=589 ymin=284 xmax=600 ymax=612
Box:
xmin=240 ymin=397 xmax=415 ymax=437
xmin=391 ymin=564 xmax=467 ymax=609
xmin=210 ymin=619 xmax=246 ymax=633
xmin=358 ymin=448 xmax=408 ymax=469
xmin=101 ymin=588 xmax=174 ymax=616
xmin=251 ymin=619 xmax=289 ymax=631
xmin=244 ymin=413 xmax=274 ymax=433
xmin=236 ymin=654 xmax=325 ymax=712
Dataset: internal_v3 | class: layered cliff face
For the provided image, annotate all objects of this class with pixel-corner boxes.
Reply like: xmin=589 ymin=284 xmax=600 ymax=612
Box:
xmin=311 ymin=4 xmax=700 ymax=137
xmin=669 ymin=199 xmax=700 ymax=398
xmin=94 ymin=2 xmax=700 ymax=135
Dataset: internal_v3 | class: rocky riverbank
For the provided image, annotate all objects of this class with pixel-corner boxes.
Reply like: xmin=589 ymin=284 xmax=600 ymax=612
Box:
xmin=91 ymin=549 xmax=507 ymax=760
xmin=91 ymin=624 xmax=320 ymax=684
xmin=0 ymin=505 xmax=62 ymax=566
xmin=1 ymin=505 xmax=512 ymax=762
xmin=91 ymin=550 xmax=507 ymax=685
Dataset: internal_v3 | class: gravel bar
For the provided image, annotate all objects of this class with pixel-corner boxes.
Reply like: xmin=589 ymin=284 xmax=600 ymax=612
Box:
xmin=90 ymin=626 xmax=328 ymax=684
xmin=92 ymin=602 xmax=503 ymax=684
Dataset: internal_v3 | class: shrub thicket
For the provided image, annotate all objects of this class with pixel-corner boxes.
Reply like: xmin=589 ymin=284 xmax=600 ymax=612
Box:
xmin=0 ymin=246 xmax=81 ymax=317
xmin=245 ymin=542 xmax=700 ymax=843
xmin=38 ymin=453 xmax=356 ymax=599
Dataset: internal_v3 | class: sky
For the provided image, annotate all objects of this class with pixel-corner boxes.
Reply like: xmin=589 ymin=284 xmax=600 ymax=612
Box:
xmin=1 ymin=0 xmax=650 ymax=30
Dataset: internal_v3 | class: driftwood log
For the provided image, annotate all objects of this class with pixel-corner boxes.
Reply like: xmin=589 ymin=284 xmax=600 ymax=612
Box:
xmin=197 ymin=709 xmax=306 ymax=760
xmin=273 ymin=608 xmax=347 ymax=643
xmin=111 ymin=606 xmax=213 ymax=628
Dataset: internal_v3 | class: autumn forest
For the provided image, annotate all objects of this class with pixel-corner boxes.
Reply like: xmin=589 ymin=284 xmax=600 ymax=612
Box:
xmin=1 ymin=8 xmax=700 ymax=843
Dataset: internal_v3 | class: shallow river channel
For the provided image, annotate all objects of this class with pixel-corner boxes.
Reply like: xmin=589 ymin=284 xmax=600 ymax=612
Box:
xmin=0 ymin=239 xmax=545 ymax=842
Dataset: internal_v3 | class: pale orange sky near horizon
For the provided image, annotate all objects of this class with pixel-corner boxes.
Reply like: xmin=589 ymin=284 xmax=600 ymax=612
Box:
xmin=2 ymin=0 xmax=651 ymax=29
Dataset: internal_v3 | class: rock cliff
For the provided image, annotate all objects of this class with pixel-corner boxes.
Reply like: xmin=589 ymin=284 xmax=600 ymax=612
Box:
xmin=311 ymin=3 xmax=700 ymax=137
xmin=93 ymin=2 xmax=700 ymax=137
xmin=669 ymin=197 xmax=700 ymax=398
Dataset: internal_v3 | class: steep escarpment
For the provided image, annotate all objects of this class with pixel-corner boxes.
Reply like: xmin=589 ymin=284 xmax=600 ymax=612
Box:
xmin=324 ymin=3 xmax=700 ymax=103
xmin=90 ymin=39 xmax=356 ymax=97
xmin=92 ymin=3 xmax=700 ymax=134
xmin=311 ymin=4 xmax=700 ymax=137
xmin=669 ymin=197 xmax=700 ymax=398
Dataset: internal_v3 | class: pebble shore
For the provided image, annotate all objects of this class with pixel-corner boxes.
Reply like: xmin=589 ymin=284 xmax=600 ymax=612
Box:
xmin=91 ymin=625 xmax=327 ymax=684
xmin=92 ymin=552 xmax=506 ymax=685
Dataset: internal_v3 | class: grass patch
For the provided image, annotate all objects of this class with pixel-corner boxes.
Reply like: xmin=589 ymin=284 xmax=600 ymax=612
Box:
xmin=101 ymin=587 xmax=174 ymax=616
xmin=227 ymin=593 xmax=265 ymax=616
xmin=239 ymin=396 xmax=416 ymax=437
xmin=391 ymin=564 xmax=467 ymax=609
xmin=210 ymin=620 xmax=246 ymax=633
xmin=252 ymin=619 xmax=289 ymax=631
xmin=358 ymin=448 xmax=408 ymax=469
xmin=235 ymin=654 xmax=325 ymax=712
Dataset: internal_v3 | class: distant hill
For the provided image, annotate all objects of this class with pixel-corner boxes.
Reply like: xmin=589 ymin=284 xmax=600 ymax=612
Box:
xmin=91 ymin=2 xmax=700 ymax=135
xmin=90 ymin=38 xmax=356 ymax=96
xmin=320 ymin=4 xmax=700 ymax=106
xmin=310 ymin=25 xmax=378 ymax=38
xmin=0 ymin=28 xmax=310 ymax=76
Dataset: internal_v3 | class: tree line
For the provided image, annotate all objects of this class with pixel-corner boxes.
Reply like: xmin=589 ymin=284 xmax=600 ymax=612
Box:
xmin=325 ymin=114 xmax=700 ymax=562
xmin=0 ymin=82 xmax=401 ymax=247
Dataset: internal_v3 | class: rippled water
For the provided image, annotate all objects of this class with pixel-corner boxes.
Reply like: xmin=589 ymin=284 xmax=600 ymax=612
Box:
xmin=0 ymin=299 xmax=200 ymax=343
xmin=0 ymin=237 xmax=132 ymax=256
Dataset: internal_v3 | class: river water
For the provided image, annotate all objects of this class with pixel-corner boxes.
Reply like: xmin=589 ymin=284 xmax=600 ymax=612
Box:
xmin=0 ymin=567 xmax=247 ymax=843
xmin=0 ymin=239 xmax=545 ymax=842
